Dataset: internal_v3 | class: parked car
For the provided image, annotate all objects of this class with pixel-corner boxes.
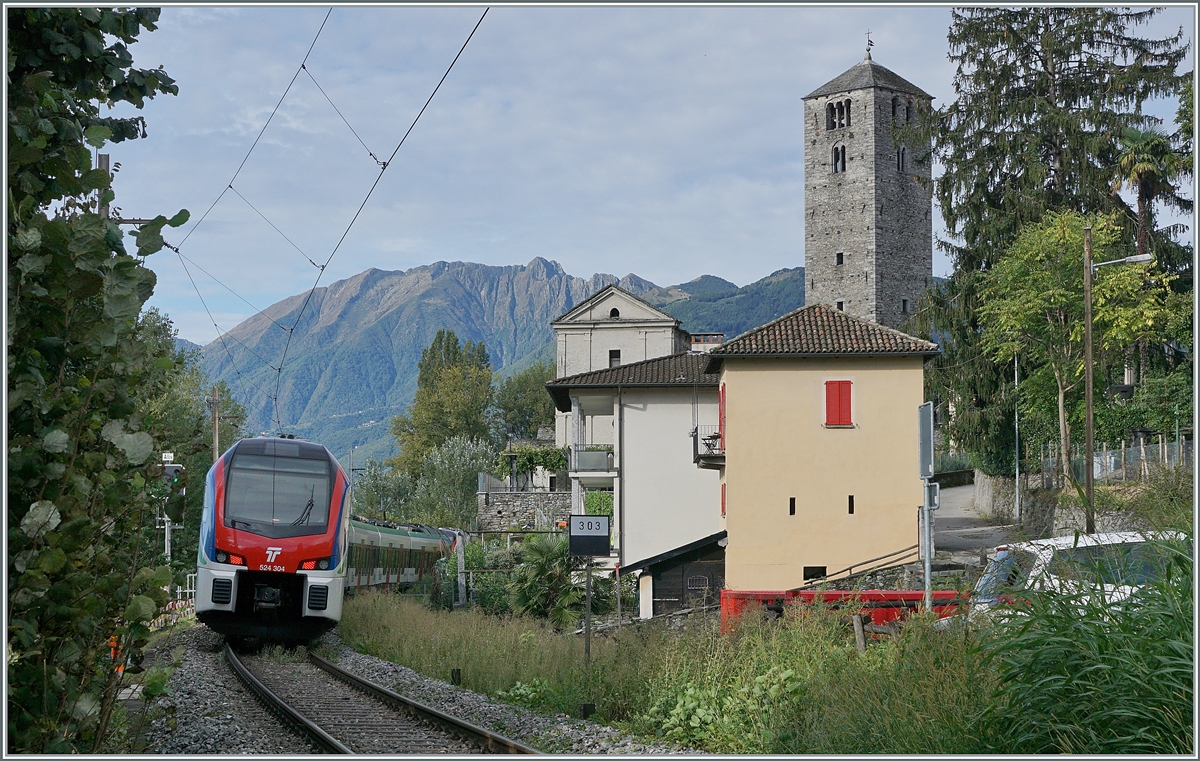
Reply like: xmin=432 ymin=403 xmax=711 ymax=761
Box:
xmin=951 ymin=531 xmax=1188 ymax=627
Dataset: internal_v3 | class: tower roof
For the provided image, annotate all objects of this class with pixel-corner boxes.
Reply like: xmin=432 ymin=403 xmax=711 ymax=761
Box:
xmin=804 ymin=52 xmax=932 ymax=101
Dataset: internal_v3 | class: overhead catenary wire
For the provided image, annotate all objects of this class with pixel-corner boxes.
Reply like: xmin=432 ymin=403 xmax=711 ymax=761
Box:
xmin=302 ymin=64 xmax=384 ymax=166
xmin=228 ymin=184 xmax=324 ymax=270
xmin=267 ymin=7 xmax=490 ymax=433
xmin=176 ymin=251 xmax=291 ymax=332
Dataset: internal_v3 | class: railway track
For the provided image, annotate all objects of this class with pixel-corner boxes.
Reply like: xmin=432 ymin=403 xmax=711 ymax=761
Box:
xmin=225 ymin=643 xmax=540 ymax=754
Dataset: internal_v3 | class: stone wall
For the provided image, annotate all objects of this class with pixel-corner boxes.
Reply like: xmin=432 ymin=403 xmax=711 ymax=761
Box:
xmin=477 ymin=491 xmax=571 ymax=531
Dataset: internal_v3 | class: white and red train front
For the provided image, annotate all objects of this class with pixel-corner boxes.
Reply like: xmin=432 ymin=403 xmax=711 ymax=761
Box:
xmin=195 ymin=436 xmax=350 ymax=641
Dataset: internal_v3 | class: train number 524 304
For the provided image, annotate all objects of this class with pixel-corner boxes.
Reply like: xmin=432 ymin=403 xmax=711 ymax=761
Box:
xmin=259 ymin=564 xmax=286 ymax=572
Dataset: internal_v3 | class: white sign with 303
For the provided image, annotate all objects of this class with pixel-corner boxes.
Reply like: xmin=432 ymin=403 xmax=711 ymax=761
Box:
xmin=571 ymin=516 xmax=609 ymax=536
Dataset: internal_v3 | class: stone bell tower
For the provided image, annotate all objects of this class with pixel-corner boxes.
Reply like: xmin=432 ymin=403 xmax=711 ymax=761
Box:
xmin=802 ymin=50 xmax=933 ymax=329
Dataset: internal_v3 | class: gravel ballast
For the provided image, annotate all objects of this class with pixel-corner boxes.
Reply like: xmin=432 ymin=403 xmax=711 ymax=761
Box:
xmin=142 ymin=624 xmax=690 ymax=754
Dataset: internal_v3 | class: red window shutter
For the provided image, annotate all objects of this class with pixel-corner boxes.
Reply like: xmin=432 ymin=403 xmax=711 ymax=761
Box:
xmin=826 ymin=381 xmax=852 ymax=426
xmin=718 ymin=383 xmax=726 ymax=446
xmin=839 ymin=381 xmax=852 ymax=425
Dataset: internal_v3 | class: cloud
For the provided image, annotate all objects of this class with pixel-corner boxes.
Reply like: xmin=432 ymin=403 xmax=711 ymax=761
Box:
xmin=101 ymin=5 xmax=1191 ymax=344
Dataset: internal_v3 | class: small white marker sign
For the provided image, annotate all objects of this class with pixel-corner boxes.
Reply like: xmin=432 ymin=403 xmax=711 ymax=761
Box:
xmin=162 ymin=452 xmax=174 ymax=463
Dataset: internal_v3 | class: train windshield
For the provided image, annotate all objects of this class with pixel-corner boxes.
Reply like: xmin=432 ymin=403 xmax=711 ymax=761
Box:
xmin=225 ymin=440 xmax=333 ymax=538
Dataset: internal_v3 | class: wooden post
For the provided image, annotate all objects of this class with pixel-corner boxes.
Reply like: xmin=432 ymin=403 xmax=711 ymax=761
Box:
xmin=852 ymin=613 xmax=867 ymax=654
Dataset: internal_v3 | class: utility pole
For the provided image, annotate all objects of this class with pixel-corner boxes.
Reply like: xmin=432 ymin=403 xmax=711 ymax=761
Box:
xmin=1014 ymin=355 xmax=1020 ymax=525
xmin=1083 ymin=228 xmax=1096 ymax=534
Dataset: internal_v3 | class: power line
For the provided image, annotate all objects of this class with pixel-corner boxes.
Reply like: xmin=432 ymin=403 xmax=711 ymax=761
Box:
xmin=302 ymin=64 xmax=384 ymax=166
xmin=268 ymin=6 xmax=490 ymax=433
xmin=176 ymin=8 xmax=332 ymax=250
xmin=176 ymin=251 xmax=291 ymax=332
xmin=228 ymin=184 xmax=324 ymax=270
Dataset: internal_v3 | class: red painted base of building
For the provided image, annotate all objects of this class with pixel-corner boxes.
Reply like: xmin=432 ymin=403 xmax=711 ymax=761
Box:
xmin=720 ymin=588 xmax=966 ymax=626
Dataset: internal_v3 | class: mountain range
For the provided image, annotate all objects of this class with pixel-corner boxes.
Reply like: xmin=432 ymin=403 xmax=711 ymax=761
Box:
xmin=198 ymin=258 xmax=805 ymax=463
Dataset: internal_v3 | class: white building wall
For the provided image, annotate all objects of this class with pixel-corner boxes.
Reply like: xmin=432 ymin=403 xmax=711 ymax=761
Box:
xmin=619 ymin=387 xmax=721 ymax=568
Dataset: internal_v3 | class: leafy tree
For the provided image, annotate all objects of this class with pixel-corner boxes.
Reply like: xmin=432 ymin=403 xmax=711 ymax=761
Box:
xmin=915 ymin=7 xmax=1188 ymax=474
xmin=493 ymin=359 xmax=557 ymax=440
xmin=977 ymin=212 xmax=1174 ymax=483
xmin=408 ymin=435 xmax=496 ymax=529
xmin=389 ymin=329 xmax=493 ymax=476
xmin=7 ymin=8 xmax=187 ymax=752
xmin=350 ymin=457 xmax=415 ymax=523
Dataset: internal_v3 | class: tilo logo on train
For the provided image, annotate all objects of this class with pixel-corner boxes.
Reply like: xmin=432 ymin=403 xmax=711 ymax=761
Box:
xmin=568 ymin=516 xmax=610 ymax=557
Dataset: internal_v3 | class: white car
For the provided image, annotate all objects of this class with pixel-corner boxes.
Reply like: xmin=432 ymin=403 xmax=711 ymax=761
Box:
xmin=962 ymin=531 xmax=1188 ymax=625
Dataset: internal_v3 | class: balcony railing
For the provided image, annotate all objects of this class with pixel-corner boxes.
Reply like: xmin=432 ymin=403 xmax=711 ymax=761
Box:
xmin=573 ymin=448 xmax=616 ymax=472
xmin=692 ymin=425 xmax=724 ymax=465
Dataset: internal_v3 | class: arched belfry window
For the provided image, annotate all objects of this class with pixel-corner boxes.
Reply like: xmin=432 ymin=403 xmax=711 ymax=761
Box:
xmin=609 ymin=307 xmax=620 ymax=319
xmin=906 ymin=101 xmax=913 ymax=123
xmin=826 ymin=103 xmax=836 ymax=130
xmin=832 ymin=144 xmax=846 ymax=173
xmin=896 ymin=146 xmax=907 ymax=172
xmin=836 ymin=101 xmax=845 ymax=128
xmin=844 ymin=99 xmax=852 ymax=127
xmin=891 ymin=96 xmax=900 ymax=123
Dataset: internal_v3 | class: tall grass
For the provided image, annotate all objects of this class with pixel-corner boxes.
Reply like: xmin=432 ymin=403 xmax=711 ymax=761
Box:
xmin=975 ymin=539 xmax=1193 ymax=753
xmin=339 ymin=591 xmax=673 ymax=722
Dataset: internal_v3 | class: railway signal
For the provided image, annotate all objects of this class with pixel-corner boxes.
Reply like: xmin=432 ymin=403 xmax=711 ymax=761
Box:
xmin=157 ymin=459 xmax=187 ymax=562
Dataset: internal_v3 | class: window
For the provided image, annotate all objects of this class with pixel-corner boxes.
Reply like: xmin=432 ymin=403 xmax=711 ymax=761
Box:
xmin=608 ymin=349 xmax=621 ymax=368
xmin=897 ymin=146 xmax=906 ymax=172
xmin=835 ymin=300 xmax=844 ymax=311
xmin=832 ymin=144 xmax=846 ymax=173
xmin=609 ymin=307 xmax=620 ymax=319
xmin=804 ymin=566 xmax=827 ymax=581
xmin=891 ymin=96 xmax=899 ymax=121
xmin=836 ymin=101 xmax=845 ymax=128
xmin=835 ymin=252 xmax=844 ymax=266
xmin=825 ymin=380 xmax=852 ymax=426
xmin=848 ymin=495 xmax=855 ymax=514
xmin=789 ymin=497 xmax=796 ymax=516
xmin=902 ymin=298 xmax=909 ymax=314
xmin=826 ymin=103 xmax=835 ymax=130
xmin=687 ymin=575 xmax=710 ymax=591
xmin=844 ymin=98 xmax=851 ymax=127
xmin=906 ymin=101 xmax=913 ymax=123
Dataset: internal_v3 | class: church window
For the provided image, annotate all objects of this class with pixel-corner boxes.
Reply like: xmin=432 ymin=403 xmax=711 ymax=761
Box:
xmin=891 ymin=96 xmax=900 ymax=122
xmin=826 ymin=103 xmax=836 ymax=130
xmin=609 ymin=307 xmax=620 ymax=319
xmin=609 ymin=349 xmax=621 ymax=368
xmin=902 ymin=298 xmax=909 ymax=314
xmin=906 ymin=101 xmax=913 ymax=123
xmin=896 ymin=146 xmax=907 ymax=172
xmin=832 ymin=145 xmax=846 ymax=173
xmin=835 ymin=252 xmax=844 ymax=266
xmin=844 ymin=99 xmax=852 ymax=127
xmin=836 ymin=101 xmax=845 ymax=128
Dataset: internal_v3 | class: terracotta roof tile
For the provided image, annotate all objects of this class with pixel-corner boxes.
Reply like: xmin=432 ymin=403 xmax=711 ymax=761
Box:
xmin=545 ymin=352 xmax=717 ymax=412
xmin=705 ymin=304 xmax=938 ymax=369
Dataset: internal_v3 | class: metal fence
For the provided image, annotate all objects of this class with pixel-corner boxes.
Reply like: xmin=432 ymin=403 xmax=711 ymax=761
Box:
xmin=1031 ymin=437 xmax=1192 ymax=488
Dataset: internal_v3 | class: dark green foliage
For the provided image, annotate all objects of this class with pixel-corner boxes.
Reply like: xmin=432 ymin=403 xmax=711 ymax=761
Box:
xmin=493 ymin=360 xmax=557 ymax=440
xmin=976 ymin=539 xmax=1193 ymax=753
xmin=7 ymin=8 xmax=187 ymax=752
xmin=915 ymin=7 xmax=1189 ymax=475
xmin=389 ymin=330 xmax=494 ymax=476
xmin=660 ymin=268 xmax=805 ymax=339
xmin=507 ymin=536 xmax=613 ymax=630
xmin=499 ymin=445 xmax=567 ymax=482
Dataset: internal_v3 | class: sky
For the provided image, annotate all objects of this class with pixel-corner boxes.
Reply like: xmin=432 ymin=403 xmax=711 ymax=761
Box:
xmin=102 ymin=4 xmax=1195 ymax=346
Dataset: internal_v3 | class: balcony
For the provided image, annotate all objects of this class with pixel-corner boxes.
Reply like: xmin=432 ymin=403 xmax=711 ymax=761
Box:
xmin=573 ymin=448 xmax=616 ymax=472
xmin=692 ymin=425 xmax=725 ymax=470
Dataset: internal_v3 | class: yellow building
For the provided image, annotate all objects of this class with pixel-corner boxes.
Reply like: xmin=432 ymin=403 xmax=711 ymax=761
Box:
xmin=701 ymin=304 xmax=939 ymax=592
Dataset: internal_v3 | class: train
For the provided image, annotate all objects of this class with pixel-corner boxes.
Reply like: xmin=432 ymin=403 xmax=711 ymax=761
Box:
xmin=195 ymin=435 xmax=455 ymax=642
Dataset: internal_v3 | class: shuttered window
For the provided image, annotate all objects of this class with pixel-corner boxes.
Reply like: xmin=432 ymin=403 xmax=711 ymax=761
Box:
xmin=825 ymin=381 xmax=853 ymax=426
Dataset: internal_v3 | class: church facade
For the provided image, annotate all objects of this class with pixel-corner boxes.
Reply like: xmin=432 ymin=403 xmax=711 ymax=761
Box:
xmin=802 ymin=51 xmax=934 ymax=330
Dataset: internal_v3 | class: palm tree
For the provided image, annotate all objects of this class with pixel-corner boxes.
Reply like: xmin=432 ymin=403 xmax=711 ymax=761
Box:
xmin=1112 ymin=127 xmax=1191 ymax=380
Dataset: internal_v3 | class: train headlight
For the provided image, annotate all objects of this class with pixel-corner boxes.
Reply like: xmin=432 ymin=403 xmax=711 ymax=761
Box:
xmin=318 ymin=559 xmax=329 ymax=570
xmin=216 ymin=551 xmax=228 ymax=563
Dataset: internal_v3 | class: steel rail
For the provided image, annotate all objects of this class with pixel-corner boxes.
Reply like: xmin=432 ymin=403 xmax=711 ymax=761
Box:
xmin=224 ymin=643 xmax=352 ymax=754
xmin=307 ymin=650 xmax=541 ymax=754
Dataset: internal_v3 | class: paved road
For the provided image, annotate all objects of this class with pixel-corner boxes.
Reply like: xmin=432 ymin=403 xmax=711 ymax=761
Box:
xmin=934 ymin=484 xmax=1019 ymax=559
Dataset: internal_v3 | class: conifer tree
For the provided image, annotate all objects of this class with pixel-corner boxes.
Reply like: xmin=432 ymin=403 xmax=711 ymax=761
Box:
xmin=915 ymin=7 xmax=1188 ymax=473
